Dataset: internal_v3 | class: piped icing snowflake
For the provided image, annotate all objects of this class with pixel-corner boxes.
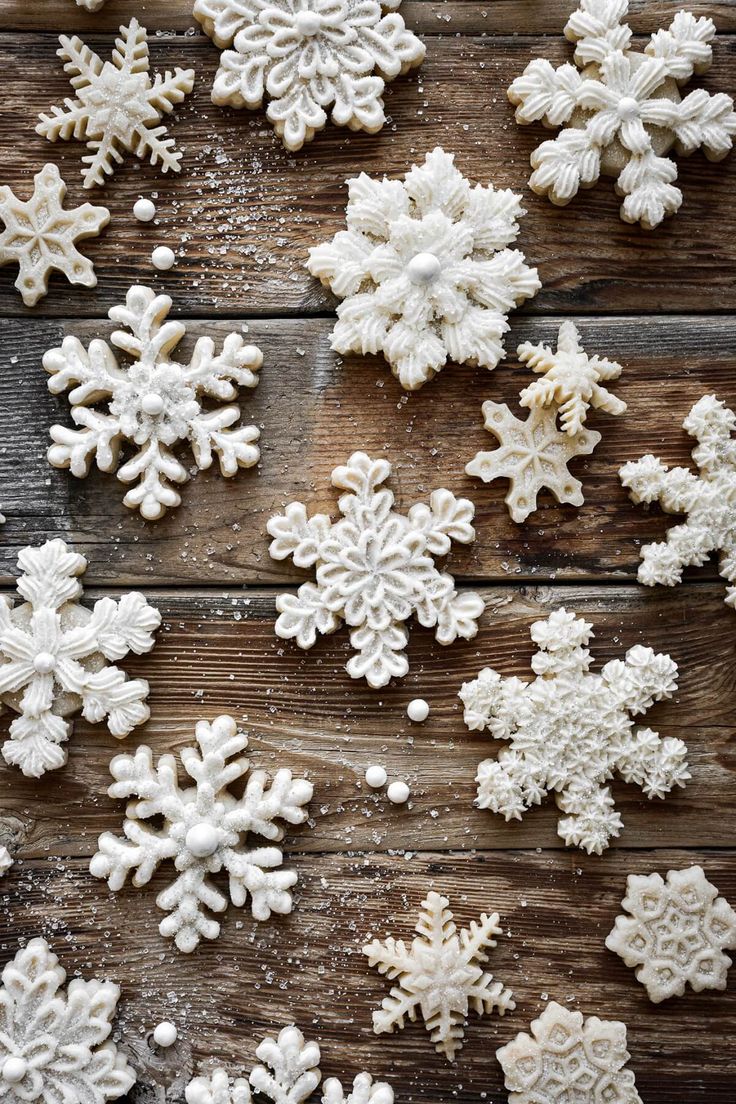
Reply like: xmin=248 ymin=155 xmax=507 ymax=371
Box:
xmin=496 ymin=1001 xmax=642 ymax=1104
xmin=606 ymin=865 xmax=736 ymax=1002
xmin=0 ymin=539 xmax=160 ymax=779
xmin=193 ymin=0 xmax=425 ymax=151
xmin=90 ymin=714 xmax=313 ymax=952
xmin=459 ymin=608 xmax=689 ymax=854
xmin=0 ymin=938 xmax=136 ymax=1104
xmin=0 ymin=164 xmax=109 ymax=307
xmin=363 ymin=890 xmax=515 ymax=1060
xmin=507 ymin=0 xmax=736 ymax=228
xmin=267 ymin=452 xmax=484 ymax=688
xmin=45 ymin=285 xmax=263 ymax=521
xmin=620 ymin=394 xmax=736 ymax=611
xmin=186 ymin=1025 xmax=394 ymax=1104
xmin=37 ymin=19 xmax=195 ymax=189
xmin=307 ymin=148 xmax=540 ymax=390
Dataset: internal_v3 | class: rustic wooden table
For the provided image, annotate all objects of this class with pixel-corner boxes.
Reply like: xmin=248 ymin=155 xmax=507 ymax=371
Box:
xmin=0 ymin=1 xmax=734 ymax=1100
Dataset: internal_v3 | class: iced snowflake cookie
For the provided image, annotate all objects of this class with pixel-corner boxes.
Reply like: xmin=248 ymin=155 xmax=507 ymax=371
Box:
xmin=37 ymin=19 xmax=194 ymax=189
xmin=0 ymin=539 xmax=160 ymax=779
xmin=268 ymin=452 xmax=484 ymax=688
xmin=459 ymin=608 xmax=689 ymax=854
xmin=363 ymin=890 xmax=514 ymax=1060
xmin=606 ymin=865 xmax=736 ymax=1002
xmin=497 ymin=1001 xmax=642 ymax=1104
xmin=193 ymin=0 xmax=424 ymax=152
xmin=620 ymin=394 xmax=736 ymax=611
xmin=507 ymin=0 xmax=736 ymax=228
xmin=45 ymin=285 xmax=263 ymax=521
xmin=186 ymin=1025 xmax=394 ymax=1104
xmin=0 ymin=164 xmax=109 ymax=307
xmin=90 ymin=715 xmax=313 ymax=952
xmin=0 ymin=938 xmax=136 ymax=1104
xmin=307 ymin=148 xmax=540 ymax=390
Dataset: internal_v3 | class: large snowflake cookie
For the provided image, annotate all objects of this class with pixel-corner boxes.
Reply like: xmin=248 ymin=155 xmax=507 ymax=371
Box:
xmin=363 ymin=890 xmax=515 ymax=1060
xmin=37 ymin=19 xmax=195 ymax=189
xmin=267 ymin=452 xmax=484 ymax=688
xmin=193 ymin=0 xmax=424 ymax=152
xmin=0 ymin=938 xmax=136 ymax=1104
xmin=507 ymin=0 xmax=736 ymax=228
xmin=90 ymin=714 xmax=313 ymax=952
xmin=496 ymin=1001 xmax=642 ymax=1104
xmin=620 ymin=394 xmax=736 ymax=611
xmin=0 ymin=164 xmax=109 ymax=307
xmin=606 ymin=865 xmax=736 ymax=1002
xmin=186 ymin=1025 xmax=394 ymax=1104
xmin=0 ymin=539 xmax=160 ymax=779
xmin=307 ymin=148 xmax=540 ymax=390
xmin=45 ymin=285 xmax=263 ymax=521
xmin=459 ymin=608 xmax=689 ymax=854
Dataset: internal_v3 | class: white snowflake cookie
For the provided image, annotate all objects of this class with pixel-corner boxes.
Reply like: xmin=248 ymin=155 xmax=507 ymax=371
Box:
xmin=0 ymin=164 xmax=109 ymax=307
xmin=606 ymin=865 xmax=736 ymax=1002
xmin=0 ymin=938 xmax=136 ymax=1104
xmin=363 ymin=890 xmax=515 ymax=1060
xmin=620 ymin=394 xmax=736 ymax=611
xmin=459 ymin=608 xmax=689 ymax=854
xmin=497 ymin=1001 xmax=642 ymax=1104
xmin=507 ymin=0 xmax=736 ymax=228
xmin=0 ymin=539 xmax=160 ymax=779
xmin=307 ymin=148 xmax=540 ymax=390
xmin=90 ymin=715 xmax=313 ymax=952
xmin=193 ymin=0 xmax=424 ymax=151
xmin=267 ymin=452 xmax=484 ymax=688
xmin=37 ymin=19 xmax=195 ymax=189
xmin=45 ymin=285 xmax=263 ymax=521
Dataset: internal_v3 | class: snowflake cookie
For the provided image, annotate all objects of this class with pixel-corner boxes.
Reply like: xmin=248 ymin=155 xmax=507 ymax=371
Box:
xmin=0 ymin=938 xmax=136 ymax=1104
xmin=0 ymin=539 xmax=160 ymax=779
xmin=363 ymin=890 xmax=515 ymax=1060
xmin=267 ymin=452 xmax=484 ymax=688
xmin=0 ymin=164 xmax=109 ymax=307
xmin=37 ymin=19 xmax=195 ymax=189
xmin=465 ymin=400 xmax=600 ymax=523
xmin=620 ymin=394 xmax=736 ymax=611
xmin=193 ymin=0 xmax=424 ymax=152
xmin=507 ymin=0 xmax=736 ymax=228
xmin=45 ymin=285 xmax=263 ymax=521
xmin=459 ymin=608 xmax=689 ymax=854
xmin=90 ymin=715 xmax=313 ymax=952
xmin=307 ymin=148 xmax=541 ymax=390
xmin=186 ymin=1025 xmax=394 ymax=1104
xmin=496 ymin=1001 xmax=642 ymax=1104
xmin=606 ymin=865 xmax=736 ymax=1002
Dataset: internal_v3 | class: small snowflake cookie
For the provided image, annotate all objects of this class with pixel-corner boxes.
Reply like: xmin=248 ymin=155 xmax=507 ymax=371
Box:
xmin=606 ymin=865 xmax=736 ymax=1002
xmin=267 ymin=452 xmax=484 ymax=688
xmin=37 ymin=19 xmax=195 ymax=189
xmin=0 ymin=539 xmax=160 ymax=779
xmin=307 ymin=148 xmax=540 ymax=390
xmin=45 ymin=285 xmax=263 ymax=521
xmin=363 ymin=890 xmax=514 ymax=1060
xmin=620 ymin=394 xmax=736 ymax=611
xmin=508 ymin=0 xmax=736 ymax=228
xmin=193 ymin=0 xmax=424 ymax=152
xmin=90 ymin=715 xmax=313 ymax=952
xmin=459 ymin=608 xmax=689 ymax=854
xmin=0 ymin=164 xmax=109 ymax=307
xmin=497 ymin=1001 xmax=642 ymax=1104
xmin=0 ymin=938 xmax=136 ymax=1104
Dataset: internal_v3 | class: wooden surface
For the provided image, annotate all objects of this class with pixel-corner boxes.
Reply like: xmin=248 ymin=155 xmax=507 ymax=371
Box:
xmin=0 ymin=2 xmax=734 ymax=1102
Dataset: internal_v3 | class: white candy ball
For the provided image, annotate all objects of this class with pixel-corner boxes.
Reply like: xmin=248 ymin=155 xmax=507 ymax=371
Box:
xmin=185 ymin=1082 xmax=210 ymax=1104
xmin=133 ymin=198 xmax=157 ymax=223
xmin=185 ymin=823 xmax=219 ymax=857
xmin=365 ymin=765 xmax=387 ymax=789
xmin=407 ymin=698 xmax=429 ymax=723
xmin=153 ymin=1021 xmax=178 ymax=1048
xmin=2 ymin=1057 xmax=28 ymax=1084
xmin=151 ymin=246 xmax=176 ymax=271
xmin=387 ymin=780 xmax=410 ymax=804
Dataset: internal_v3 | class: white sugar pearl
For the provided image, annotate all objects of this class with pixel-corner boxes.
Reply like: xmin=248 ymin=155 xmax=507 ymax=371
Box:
xmin=153 ymin=1021 xmax=177 ymax=1048
xmin=387 ymin=780 xmax=410 ymax=804
xmin=151 ymin=246 xmax=176 ymax=271
xmin=185 ymin=823 xmax=219 ymax=857
xmin=365 ymin=765 xmax=387 ymax=789
xmin=2 ymin=1057 xmax=28 ymax=1084
xmin=407 ymin=251 xmax=441 ymax=285
xmin=407 ymin=698 xmax=429 ymax=723
xmin=185 ymin=1083 xmax=210 ymax=1104
xmin=133 ymin=198 xmax=157 ymax=223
